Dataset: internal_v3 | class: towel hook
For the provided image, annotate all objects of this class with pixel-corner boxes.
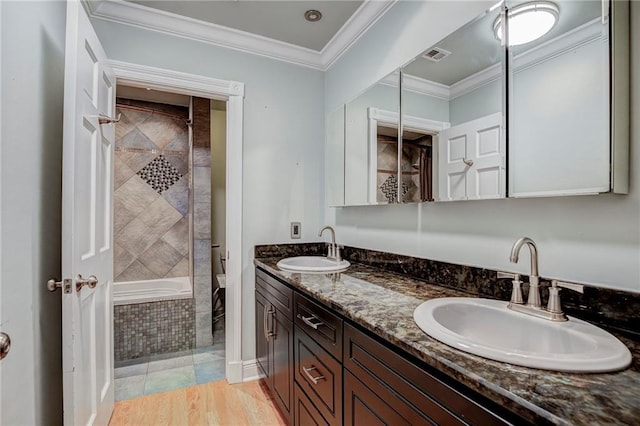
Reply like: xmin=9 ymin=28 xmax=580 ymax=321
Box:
xmin=98 ymin=113 xmax=121 ymax=125
xmin=462 ymin=158 xmax=474 ymax=167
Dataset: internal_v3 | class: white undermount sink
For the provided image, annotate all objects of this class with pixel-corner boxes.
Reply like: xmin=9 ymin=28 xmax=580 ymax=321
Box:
xmin=413 ymin=297 xmax=632 ymax=373
xmin=276 ymin=256 xmax=350 ymax=273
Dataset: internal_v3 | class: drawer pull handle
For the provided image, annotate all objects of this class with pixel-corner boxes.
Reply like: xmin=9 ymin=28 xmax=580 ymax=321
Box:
xmin=302 ymin=365 xmax=325 ymax=384
xmin=298 ymin=314 xmax=324 ymax=330
xmin=267 ymin=307 xmax=276 ymax=338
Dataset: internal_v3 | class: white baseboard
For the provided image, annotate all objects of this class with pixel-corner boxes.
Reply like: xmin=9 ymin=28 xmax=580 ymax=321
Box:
xmin=242 ymin=359 xmax=263 ymax=382
xmin=226 ymin=360 xmax=244 ymax=384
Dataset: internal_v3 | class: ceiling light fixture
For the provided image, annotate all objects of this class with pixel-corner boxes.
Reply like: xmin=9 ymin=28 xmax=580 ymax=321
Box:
xmin=304 ymin=9 xmax=322 ymax=22
xmin=493 ymin=1 xmax=559 ymax=46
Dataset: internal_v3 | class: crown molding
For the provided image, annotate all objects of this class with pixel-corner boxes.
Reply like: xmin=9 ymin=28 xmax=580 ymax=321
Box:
xmin=321 ymin=0 xmax=398 ymax=69
xmin=403 ymin=74 xmax=451 ymax=100
xmin=89 ymin=0 xmax=396 ymax=71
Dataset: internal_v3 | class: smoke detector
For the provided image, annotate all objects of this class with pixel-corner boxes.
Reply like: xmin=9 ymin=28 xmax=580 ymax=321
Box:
xmin=421 ymin=47 xmax=452 ymax=62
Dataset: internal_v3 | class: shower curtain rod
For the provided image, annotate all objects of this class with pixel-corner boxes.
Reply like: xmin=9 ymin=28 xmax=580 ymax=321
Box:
xmin=115 ymin=103 xmax=193 ymax=126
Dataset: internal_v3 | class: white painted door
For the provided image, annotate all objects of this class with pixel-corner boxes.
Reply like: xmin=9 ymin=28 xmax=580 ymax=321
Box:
xmin=437 ymin=112 xmax=504 ymax=201
xmin=61 ymin=1 xmax=115 ymax=424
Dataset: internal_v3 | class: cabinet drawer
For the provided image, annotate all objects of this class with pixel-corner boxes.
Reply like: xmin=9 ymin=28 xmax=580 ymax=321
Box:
xmin=256 ymin=268 xmax=293 ymax=320
xmin=294 ymin=326 xmax=342 ymax=426
xmin=294 ymin=293 xmax=343 ymax=361
xmin=294 ymin=383 xmax=330 ymax=426
xmin=343 ymin=324 xmax=512 ymax=426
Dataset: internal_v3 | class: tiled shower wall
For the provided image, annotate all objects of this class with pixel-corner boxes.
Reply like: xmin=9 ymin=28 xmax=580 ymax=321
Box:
xmin=376 ymin=134 xmax=432 ymax=203
xmin=193 ymin=97 xmax=213 ymax=347
xmin=113 ymin=98 xmax=195 ymax=360
xmin=114 ymin=99 xmax=190 ymax=281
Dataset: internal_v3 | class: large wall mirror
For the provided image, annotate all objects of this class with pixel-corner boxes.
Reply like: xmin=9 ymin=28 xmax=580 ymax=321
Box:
xmin=327 ymin=0 xmax=628 ymax=207
xmin=507 ymin=0 xmax=622 ymax=197
xmin=343 ymin=70 xmax=400 ymax=206
xmin=401 ymin=4 xmax=505 ymax=202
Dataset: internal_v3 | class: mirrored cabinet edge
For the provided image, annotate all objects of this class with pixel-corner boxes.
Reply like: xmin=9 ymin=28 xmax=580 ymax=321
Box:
xmin=326 ymin=0 xmax=629 ymax=208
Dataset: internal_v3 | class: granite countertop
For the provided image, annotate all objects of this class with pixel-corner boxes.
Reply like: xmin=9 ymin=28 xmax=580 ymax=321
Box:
xmin=254 ymin=257 xmax=640 ymax=425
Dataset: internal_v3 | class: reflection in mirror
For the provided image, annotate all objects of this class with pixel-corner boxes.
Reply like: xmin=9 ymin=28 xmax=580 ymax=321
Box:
xmin=371 ymin=120 xmax=435 ymax=203
xmin=344 ymin=70 xmax=399 ymax=205
xmin=402 ymin=4 xmax=506 ymax=202
xmin=508 ymin=0 xmax=611 ymax=197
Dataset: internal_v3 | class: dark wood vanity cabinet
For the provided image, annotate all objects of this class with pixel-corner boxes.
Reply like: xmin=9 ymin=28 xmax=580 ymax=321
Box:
xmin=256 ymin=267 xmax=529 ymax=426
xmin=255 ymin=269 xmax=294 ymax=424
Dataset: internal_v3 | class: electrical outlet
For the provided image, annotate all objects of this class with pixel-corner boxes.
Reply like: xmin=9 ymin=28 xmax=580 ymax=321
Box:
xmin=291 ymin=222 xmax=301 ymax=239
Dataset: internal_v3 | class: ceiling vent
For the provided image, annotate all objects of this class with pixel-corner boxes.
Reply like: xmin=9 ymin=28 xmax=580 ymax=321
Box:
xmin=421 ymin=47 xmax=452 ymax=62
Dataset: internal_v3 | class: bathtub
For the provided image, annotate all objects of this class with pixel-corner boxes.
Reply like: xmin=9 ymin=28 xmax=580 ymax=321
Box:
xmin=113 ymin=276 xmax=192 ymax=306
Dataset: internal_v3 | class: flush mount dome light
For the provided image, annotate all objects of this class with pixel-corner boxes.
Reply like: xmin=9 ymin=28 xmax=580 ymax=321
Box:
xmin=493 ymin=1 xmax=559 ymax=46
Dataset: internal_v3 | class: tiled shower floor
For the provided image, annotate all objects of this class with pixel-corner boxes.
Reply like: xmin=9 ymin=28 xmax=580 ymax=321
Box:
xmin=114 ymin=333 xmax=225 ymax=401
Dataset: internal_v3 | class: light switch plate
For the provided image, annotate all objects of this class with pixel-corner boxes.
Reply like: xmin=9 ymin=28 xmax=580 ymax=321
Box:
xmin=291 ymin=222 xmax=301 ymax=239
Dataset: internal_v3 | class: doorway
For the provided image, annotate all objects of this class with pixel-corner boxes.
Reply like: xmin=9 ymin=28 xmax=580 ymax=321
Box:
xmin=110 ymin=60 xmax=244 ymax=386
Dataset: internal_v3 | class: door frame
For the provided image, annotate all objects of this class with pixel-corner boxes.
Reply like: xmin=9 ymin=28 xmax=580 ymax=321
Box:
xmin=110 ymin=60 xmax=245 ymax=383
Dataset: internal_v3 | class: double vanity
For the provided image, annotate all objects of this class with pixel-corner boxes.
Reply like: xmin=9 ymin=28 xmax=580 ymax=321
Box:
xmin=254 ymin=241 xmax=639 ymax=425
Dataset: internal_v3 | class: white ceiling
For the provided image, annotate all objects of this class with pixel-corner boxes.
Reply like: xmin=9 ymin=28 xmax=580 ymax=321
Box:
xmin=88 ymin=0 xmax=394 ymax=70
xmin=128 ymin=0 xmax=363 ymax=52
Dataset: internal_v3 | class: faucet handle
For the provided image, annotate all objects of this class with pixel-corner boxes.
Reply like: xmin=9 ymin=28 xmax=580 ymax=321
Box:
xmin=497 ymin=272 xmax=523 ymax=305
xmin=497 ymin=271 xmax=520 ymax=281
xmin=547 ymin=280 xmax=584 ymax=316
xmin=551 ymin=280 xmax=584 ymax=294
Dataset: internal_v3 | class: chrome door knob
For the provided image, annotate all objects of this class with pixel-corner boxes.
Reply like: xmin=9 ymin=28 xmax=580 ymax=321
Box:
xmin=76 ymin=274 xmax=98 ymax=292
xmin=0 ymin=332 xmax=10 ymax=360
xmin=47 ymin=278 xmax=72 ymax=294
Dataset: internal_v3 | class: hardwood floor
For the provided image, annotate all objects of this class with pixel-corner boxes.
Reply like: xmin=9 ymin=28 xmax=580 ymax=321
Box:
xmin=109 ymin=379 xmax=286 ymax=425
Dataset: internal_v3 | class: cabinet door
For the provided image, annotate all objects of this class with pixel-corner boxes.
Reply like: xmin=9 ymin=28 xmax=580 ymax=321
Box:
xmin=344 ymin=371 xmax=415 ymax=426
xmin=272 ymin=306 xmax=294 ymax=424
xmin=255 ymin=291 xmax=270 ymax=380
xmin=295 ymin=384 xmax=330 ymax=426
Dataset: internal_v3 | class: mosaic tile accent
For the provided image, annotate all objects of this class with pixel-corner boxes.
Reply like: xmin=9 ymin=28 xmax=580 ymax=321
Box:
xmin=379 ymin=174 xmax=408 ymax=203
xmin=137 ymin=155 xmax=182 ymax=194
xmin=114 ymin=299 xmax=196 ymax=361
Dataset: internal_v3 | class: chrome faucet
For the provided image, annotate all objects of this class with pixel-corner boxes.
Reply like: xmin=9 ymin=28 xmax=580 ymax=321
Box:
xmin=510 ymin=237 xmax=540 ymax=308
xmin=318 ymin=225 xmax=341 ymax=262
xmin=498 ymin=237 xmax=585 ymax=322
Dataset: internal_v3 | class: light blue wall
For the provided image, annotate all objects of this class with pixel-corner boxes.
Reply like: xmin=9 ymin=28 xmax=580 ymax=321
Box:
xmin=1 ymin=1 xmax=65 ymax=424
xmin=326 ymin=1 xmax=640 ymax=293
xmin=449 ymin=79 xmax=501 ymax=126
xmin=404 ymin=90 xmax=450 ymax=123
xmin=91 ymin=19 xmax=326 ymax=359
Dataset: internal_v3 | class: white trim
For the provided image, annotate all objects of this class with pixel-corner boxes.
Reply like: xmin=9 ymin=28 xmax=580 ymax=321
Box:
xmin=512 ymin=17 xmax=603 ymax=74
xmin=242 ymin=359 xmax=262 ymax=383
xmin=449 ymin=63 xmax=502 ymax=100
xmin=109 ymin=61 xmax=245 ymax=385
xmin=367 ymin=107 xmax=449 ymax=203
xmin=402 ymin=74 xmax=451 ymax=100
xmin=321 ymin=1 xmax=398 ymax=69
xmin=90 ymin=0 xmax=396 ymax=71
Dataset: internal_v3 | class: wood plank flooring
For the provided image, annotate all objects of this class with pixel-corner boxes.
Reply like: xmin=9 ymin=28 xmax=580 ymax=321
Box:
xmin=109 ymin=379 xmax=286 ymax=426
